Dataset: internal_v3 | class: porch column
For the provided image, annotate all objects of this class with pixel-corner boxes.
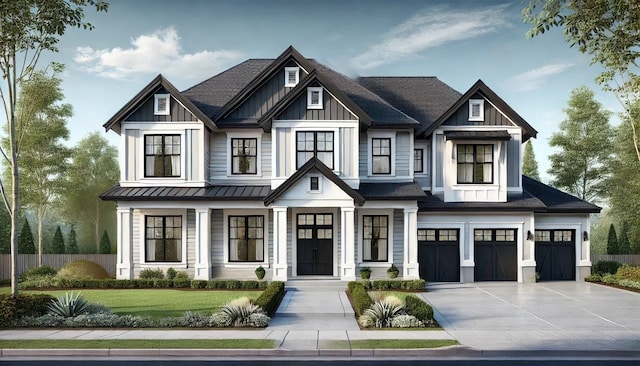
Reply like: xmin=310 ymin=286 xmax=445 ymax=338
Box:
xmin=272 ymin=206 xmax=288 ymax=281
xmin=340 ymin=207 xmax=356 ymax=281
xmin=403 ymin=208 xmax=420 ymax=279
xmin=194 ymin=208 xmax=211 ymax=280
xmin=116 ymin=207 xmax=133 ymax=279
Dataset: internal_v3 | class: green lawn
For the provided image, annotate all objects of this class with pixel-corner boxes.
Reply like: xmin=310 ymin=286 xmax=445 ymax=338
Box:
xmin=0 ymin=339 xmax=276 ymax=349
xmin=0 ymin=288 xmax=263 ymax=318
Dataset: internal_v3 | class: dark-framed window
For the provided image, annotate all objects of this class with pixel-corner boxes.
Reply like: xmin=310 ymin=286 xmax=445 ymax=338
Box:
xmin=145 ymin=216 xmax=182 ymax=262
xmin=145 ymin=134 xmax=181 ymax=177
xmin=457 ymin=144 xmax=493 ymax=184
xmin=474 ymin=229 xmax=516 ymax=242
xmin=414 ymin=148 xmax=424 ymax=173
xmin=231 ymin=138 xmax=257 ymax=174
xmin=363 ymin=215 xmax=388 ymax=262
xmin=296 ymin=131 xmax=334 ymax=169
xmin=229 ymin=215 xmax=264 ymax=262
xmin=372 ymin=138 xmax=391 ymax=174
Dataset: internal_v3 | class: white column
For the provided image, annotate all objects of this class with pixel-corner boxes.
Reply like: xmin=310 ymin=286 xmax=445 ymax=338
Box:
xmin=341 ymin=207 xmax=356 ymax=281
xmin=403 ymin=208 xmax=420 ymax=279
xmin=272 ymin=206 xmax=288 ymax=281
xmin=116 ymin=207 xmax=133 ymax=279
xmin=194 ymin=208 xmax=211 ymax=280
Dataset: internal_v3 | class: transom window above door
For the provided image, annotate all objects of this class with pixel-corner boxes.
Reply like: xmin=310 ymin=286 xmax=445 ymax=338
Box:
xmin=145 ymin=135 xmax=181 ymax=177
xmin=296 ymin=131 xmax=334 ymax=169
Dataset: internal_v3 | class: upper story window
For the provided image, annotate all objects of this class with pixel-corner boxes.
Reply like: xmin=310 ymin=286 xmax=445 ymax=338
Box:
xmin=372 ymin=138 xmax=392 ymax=174
xmin=231 ymin=138 xmax=257 ymax=174
xmin=284 ymin=67 xmax=299 ymax=87
xmin=229 ymin=215 xmax=264 ymax=262
xmin=414 ymin=148 xmax=424 ymax=173
xmin=154 ymin=94 xmax=170 ymax=115
xmin=145 ymin=215 xmax=182 ymax=262
xmin=145 ymin=135 xmax=181 ymax=177
xmin=468 ymin=99 xmax=484 ymax=121
xmin=307 ymin=87 xmax=323 ymax=109
xmin=363 ymin=215 xmax=388 ymax=262
xmin=296 ymin=131 xmax=334 ymax=169
xmin=457 ymin=144 xmax=493 ymax=184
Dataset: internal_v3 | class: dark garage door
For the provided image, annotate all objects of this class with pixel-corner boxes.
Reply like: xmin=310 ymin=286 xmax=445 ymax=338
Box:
xmin=535 ymin=230 xmax=575 ymax=281
xmin=418 ymin=229 xmax=460 ymax=282
xmin=474 ymin=229 xmax=517 ymax=281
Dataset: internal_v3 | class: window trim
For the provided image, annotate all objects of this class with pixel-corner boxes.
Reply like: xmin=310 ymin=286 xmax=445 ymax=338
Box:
xmin=227 ymin=215 xmax=265 ymax=263
xmin=295 ymin=130 xmax=335 ymax=169
xmin=468 ymin=99 xmax=484 ymax=121
xmin=362 ymin=215 xmax=390 ymax=262
xmin=371 ymin=137 xmax=392 ymax=175
xmin=307 ymin=87 xmax=323 ymax=109
xmin=226 ymin=132 xmax=262 ymax=177
xmin=456 ymin=144 xmax=494 ymax=184
xmin=139 ymin=210 xmax=187 ymax=266
xmin=222 ymin=209 xmax=269 ymax=267
xmin=230 ymin=138 xmax=258 ymax=175
xmin=367 ymin=132 xmax=396 ymax=177
xmin=308 ymin=175 xmax=321 ymax=193
xmin=284 ymin=67 xmax=299 ymax=87
xmin=357 ymin=209 xmax=394 ymax=265
xmin=144 ymin=134 xmax=182 ymax=178
xmin=414 ymin=148 xmax=424 ymax=173
xmin=154 ymin=94 xmax=170 ymax=115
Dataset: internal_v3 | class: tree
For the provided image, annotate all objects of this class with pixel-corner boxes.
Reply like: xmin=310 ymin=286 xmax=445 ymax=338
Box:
xmin=0 ymin=0 xmax=109 ymax=297
xmin=0 ymin=205 xmax=9 ymax=254
xmin=607 ymin=224 xmax=618 ymax=255
xmin=2 ymin=70 xmax=72 ymax=266
xmin=51 ymin=225 xmax=65 ymax=254
xmin=618 ymin=221 xmax=631 ymax=255
xmin=99 ymin=230 xmax=111 ymax=254
xmin=522 ymin=140 xmax=540 ymax=180
xmin=548 ymin=86 xmax=613 ymax=202
xmin=67 ymin=225 xmax=78 ymax=254
xmin=18 ymin=218 xmax=35 ymax=254
xmin=62 ymin=133 xmax=118 ymax=253
xmin=523 ymin=0 xmax=640 ymax=163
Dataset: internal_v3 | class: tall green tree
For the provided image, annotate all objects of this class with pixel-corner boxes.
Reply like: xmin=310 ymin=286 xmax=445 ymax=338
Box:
xmin=62 ymin=133 xmax=118 ymax=252
xmin=67 ymin=225 xmax=79 ymax=254
xmin=618 ymin=221 xmax=631 ymax=255
xmin=522 ymin=140 xmax=540 ymax=180
xmin=51 ymin=225 xmax=65 ymax=254
xmin=2 ymin=71 xmax=72 ymax=266
xmin=548 ymin=86 xmax=613 ymax=202
xmin=18 ymin=217 xmax=35 ymax=254
xmin=99 ymin=230 xmax=111 ymax=254
xmin=0 ymin=0 xmax=109 ymax=297
xmin=607 ymin=224 xmax=618 ymax=255
xmin=0 ymin=205 xmax=9 ymax=254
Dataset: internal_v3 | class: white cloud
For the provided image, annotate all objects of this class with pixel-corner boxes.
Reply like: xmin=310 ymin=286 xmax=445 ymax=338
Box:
xmin=74 ymin=27 xmax=243 ymax=83
xmin=351 ymin=4 xmax=511 ymax=71
xmin=506 ymin=63 xmax=575 ymax=92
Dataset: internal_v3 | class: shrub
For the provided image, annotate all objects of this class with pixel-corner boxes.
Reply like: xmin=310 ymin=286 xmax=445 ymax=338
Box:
xmin=19 ymin=265 xmax=58 ymax=281
xmin=615 ymin=264 xmax=640 ymax=282
xmin=51 ymin=226 xmax=65 ymax=254
xmin=592 ymin=260 xmax=622 ymax=275
xmin=99 ymin=231 xmax=111 ymax=254
xmin=48 ymin=292 xmax=90 ymax=318
xmin=139 ymin=268 xmax=165 ymax=279
xmin=390 ymin=314 xmax=424 ymax=328
xmin=368 ymin=279 xmax=426 ymax=291
xmin=249 ymin=313 xmax=270 ymax=327
xmin=166 ymin=268 xmax=177 ymax=280
xmin=585 ymin=274 xmax=602 ymax=282
xmin=348 ymin=281 xmax=373 ymax=316
xmin=173 ymin=278 xmax=191 ymax=288
xmin=220 ymin=297 xmax=264 ymax=327
xmin=0 ymin=294 xmax=54 ymax=326
xmin=618 ymin=279 xmax=640 ymax=290
xmin=602 ymin=273 xmax=618 ymax=284
xmin=210 ymin=312 xmax=232 ymax=327
xmin=191 ymin=280 xmax=207 ymax=289
xmin=404 ymin=295 xmax=433 ymax=323
xmin=18 ymin=274 xmax=58 ymax=289
xmin=254 ymin=281 xmax=285 ymax=316
xmin=175 ymin=271 xmax=189 ymax=279
xmin=57 ymin=260 xmax=110 ymax=280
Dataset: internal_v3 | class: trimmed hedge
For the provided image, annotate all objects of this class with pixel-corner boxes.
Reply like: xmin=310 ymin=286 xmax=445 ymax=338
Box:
xmin=0 ymin=294 xmax=54 ymax=327
xmin=615 ymin=264 xmax=640 ymax=282
xmin=20 ymin=278 xmax=269 ymax=290
xmin=348 ymin=281 xmax=373 ymax=316
xmin=404 ymin=295 xmax=433 ymax=322
xmin=592 ymin=260 xmax=622 ymax=275
xmin=358 ymin=279 xmax=426 ymax=291
xmin=254 ymin=281 xmax=285 ymax=316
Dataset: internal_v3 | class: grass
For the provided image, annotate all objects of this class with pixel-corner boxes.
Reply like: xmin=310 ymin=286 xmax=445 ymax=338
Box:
xmin=330 ymin=339 xmax=458 ymax=349
xmin=0 ymin=288 xmax=263 ymax=318
xmin=0 ymin=339 xmax=276 ymax=349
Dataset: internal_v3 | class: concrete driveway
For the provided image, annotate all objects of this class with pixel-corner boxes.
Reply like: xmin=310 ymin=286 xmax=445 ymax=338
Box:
xmin=420 ymin=282 xmax=640 ymax=351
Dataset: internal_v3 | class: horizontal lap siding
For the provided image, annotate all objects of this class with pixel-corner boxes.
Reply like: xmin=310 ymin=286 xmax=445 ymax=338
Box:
xmin=359 ymin=134 xmax=367 ymax=177
xmin=393 ymin=209 xmax=404 ymax=269
xmin=132 ymin=212 xmax=141 ymax=276
xmin=261 ymin=135 xmax=272 ymax=182
xmin=209 ymin=133 xmax=227 ymax=179
xmin=276 ymin=128 xmax=291 ymax=177
xmin=125 ymin=93 xmax=197 ymax=122
xmin=278 ymin=91 xmax=357 ymax=120
xmin=396 ymin=132 xmax=410 ymax=176
xmin=435 ymin=134 xmax=444 ymax=188
xmin=186 ymin=209 xmax=196 ymax=277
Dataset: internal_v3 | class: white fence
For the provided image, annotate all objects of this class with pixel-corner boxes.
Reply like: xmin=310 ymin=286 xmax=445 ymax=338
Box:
xmin=591 ymin=254 xmax=640 ymax=266
xmin=0 ymin=254 xmax=117 ymax=279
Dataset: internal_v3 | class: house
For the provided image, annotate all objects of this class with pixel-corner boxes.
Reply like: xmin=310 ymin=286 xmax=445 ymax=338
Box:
xmin=101 ymin=46 xmax=600 ymax=283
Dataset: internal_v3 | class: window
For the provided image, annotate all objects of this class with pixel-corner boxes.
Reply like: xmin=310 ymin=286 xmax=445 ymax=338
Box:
xmin=414 ymin=148 xmax=424 ymax=173
xmin=145 ymin=135 xmax=181 ymax=177
xmin=309 ymin=176 xmax=319 ymax=191
xmin=284 ymin=67 xmax=299 ymax=87
xmin=154 ymin=94 xmax=170 ymax=115
xmin=307 ymin=87 xmax=323 ymax=109
xmin=535 ymin=230 xmax=551 ymax=242
xmin=418 ymin=229 xmax=457 ymax=241
xmin=468 ymin=99 xmax=484 ymax=121
xmin=145 ymin=216 xmax=182 ymax=262
xmin=296 ymin=131 xmax=334 ymax=169
xmin=475 ymin=229 xmax=516 ymax=242
xmin=231 ymin=138 xmax=257 ymax=174
xmin=363 ymin=215 xmax=388 ymax=262
xmin=457 ymin=144 xmax=493 ymax=184
xmin=372 ymin=138 xmax=391 ymax=174
xmin=229 ymin=216 xmax=264 ymax=262
xmin=536 ymin=230 xmax=573 ymax=242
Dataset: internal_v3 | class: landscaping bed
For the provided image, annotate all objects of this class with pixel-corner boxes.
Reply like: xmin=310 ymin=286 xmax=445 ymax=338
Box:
xmin=586 ymin=262 xmax=640 ymax=293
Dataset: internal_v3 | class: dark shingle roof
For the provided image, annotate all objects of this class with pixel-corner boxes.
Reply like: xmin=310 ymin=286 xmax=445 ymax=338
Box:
xmin=100 ymin=185 xmax=271 ymax=201
xmin=522 ymin=176 xmax=601 ymax=213
xmin=358 ymin=182 xmax=426 ymax=200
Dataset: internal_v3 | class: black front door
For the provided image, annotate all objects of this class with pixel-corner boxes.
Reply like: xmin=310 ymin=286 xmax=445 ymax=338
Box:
xmin=535 ymin=230 xmax=575 ymax=281
xmin=474 ymin=229 xmax=517 ymax=281
xmin=418 ymin=229 xmax=460 ymax=282
xmin=297 ymin=214 xmax=333 ymax=275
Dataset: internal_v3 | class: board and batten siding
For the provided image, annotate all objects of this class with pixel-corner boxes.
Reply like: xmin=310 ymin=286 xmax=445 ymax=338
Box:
xmin=396 ymin=131 xmax=411 ymax=177
xmin=442 ymin=95 xmax=514 ymax=127
xmin=125 ymin=91 xmax=197 ymax=122
xmin=275 ymin=128 xmax=291 ymax=178
xmin=507 ymin=135 xmax=521 ymax=188
xmin=210 ymin=209 xmax=224 ymax=266
xmin=277 ymin=90 xmax=357 ymax=121
xmin=124 ymin=129 xmax=139 ymax=181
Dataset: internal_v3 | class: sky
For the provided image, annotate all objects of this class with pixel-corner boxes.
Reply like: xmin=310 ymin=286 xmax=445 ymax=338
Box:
xmin=37 ymin=0 xmax=621 ymax=183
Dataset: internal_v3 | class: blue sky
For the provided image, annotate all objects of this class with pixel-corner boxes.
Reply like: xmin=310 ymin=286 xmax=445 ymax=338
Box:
xmin=44 ymin=0 xmax=620 ymax=183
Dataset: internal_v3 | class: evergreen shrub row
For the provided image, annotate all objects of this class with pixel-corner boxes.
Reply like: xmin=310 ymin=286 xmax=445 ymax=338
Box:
xmin=348 ymin=281 xmax=373 ymax=316
xmin=20 ymin=278 xmax=269 ymax=290
xmin=0 ymin=294 xmax=54 ymax=327
xmin=254 ymin=281 xmax=285 ymax=316
xmin=357 ymin=279 xmax=426 ymax=291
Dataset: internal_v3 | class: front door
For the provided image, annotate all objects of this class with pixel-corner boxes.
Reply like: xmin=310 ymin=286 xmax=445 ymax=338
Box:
xmin=297 ymin=213 xmax=333 ymax=275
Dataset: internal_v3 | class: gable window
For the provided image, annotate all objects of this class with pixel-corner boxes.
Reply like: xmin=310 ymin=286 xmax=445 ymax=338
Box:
xmin=307 ymin=87 xmax=323 ymax=109
xmin=145 ymin=216 xmax=182 ymax=262
xmin=457 ymin=144 xmax=493 ymax=184
xmin=414 ymin=148 xmax=424 ymax=173
xmin=231 ymin=138 xmax=257 ymax=174
xmin=229 ymin=216 xmax=264 ymax=262
xmin=145 ymin=135 xmax=181 ymax=177
xmin=469 ymin=99 xmax=484 ymax=121
xmin=372 ymin=138 xmax=391 ymax=174
xmin=363 ymin=215 xmax=388 ymax=262
xmin=309 ymin=176 xmax=319 ymax=192
xmin=284 ymin=67 xmax=299 ymax=87
xmin=154 ymin=94 xmax=170 ymax=115
xmin=296 ymin=131 xmax=334 ymax=169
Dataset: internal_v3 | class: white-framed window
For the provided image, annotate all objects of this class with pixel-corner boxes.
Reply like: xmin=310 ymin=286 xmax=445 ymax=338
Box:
xmin=468 ymin=99 xmax=484 ymax=121
xmin=154 ymin=94 xmax=170 ymax=115
xmin=307 ymin=87 xmax=323 ymax=109
xmin=284 ymin=67 xmax=299 ymax=87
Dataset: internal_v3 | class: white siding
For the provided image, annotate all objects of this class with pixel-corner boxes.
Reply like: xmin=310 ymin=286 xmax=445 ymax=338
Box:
xmin=396 ymin=131 xmax=411 ymax=177
xmin=210 ymin=209 xmax=224 ymax=264
xmin=186 ymin=209 xmax=196 ymax=278
xmin=209 ymin=133 xmax=227 ymax=180
xmin=359 ymin=133 xmax=367 ymax=178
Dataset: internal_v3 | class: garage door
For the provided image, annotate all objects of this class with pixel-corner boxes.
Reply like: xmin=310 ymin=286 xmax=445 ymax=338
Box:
xmin=418 ymin=229 xmax=460 ymax=282
xmin=535 ymin=230 xmax=575 ymax=281
xmin=474 ymin=229 xmax=517 ymax=281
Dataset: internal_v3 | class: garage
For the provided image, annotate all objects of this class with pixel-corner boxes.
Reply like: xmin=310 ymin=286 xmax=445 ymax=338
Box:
xmin=535 ymin=229 xmax=575 ymax=281
xmin=474 ymin=229 xmax=517 ymax=281
xmin=418 ymin=229 xmax=460 ymax=282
